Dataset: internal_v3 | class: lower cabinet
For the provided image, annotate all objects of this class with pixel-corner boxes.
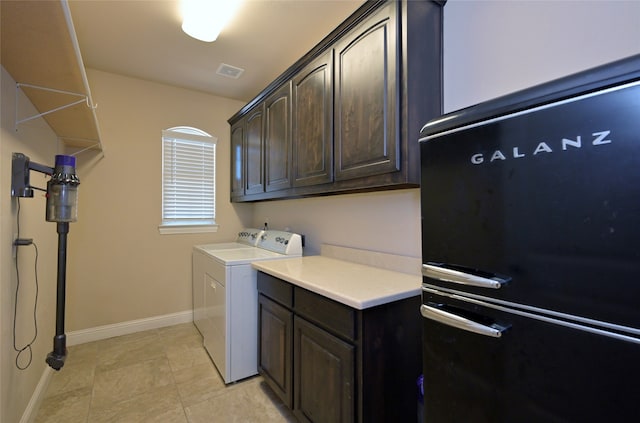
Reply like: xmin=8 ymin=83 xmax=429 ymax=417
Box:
xmin=258 ymin=294 xmax=293 ymax=407
xmin=294 ymin=315 xmax=354 ymax=423
xmin=257 ymin=272 xmax=421 ymax=423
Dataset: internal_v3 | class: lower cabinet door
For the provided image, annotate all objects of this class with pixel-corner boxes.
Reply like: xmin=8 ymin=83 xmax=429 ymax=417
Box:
xmin=294 ymin=316 xmax=355 ymax=423
xmin=258 ymin=294 xmax=293 ymax=407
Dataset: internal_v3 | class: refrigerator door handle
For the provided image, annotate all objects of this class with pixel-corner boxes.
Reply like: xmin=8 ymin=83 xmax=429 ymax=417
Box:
xmin=420 ymin=303 xmax=507 ymax=338
xmin=422 ymin=262 xmax=509 ymax=289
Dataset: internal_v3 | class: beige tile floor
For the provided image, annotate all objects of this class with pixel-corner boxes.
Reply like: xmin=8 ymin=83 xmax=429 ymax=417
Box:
xmin=35 ymin=323 xmax=298 ymax=423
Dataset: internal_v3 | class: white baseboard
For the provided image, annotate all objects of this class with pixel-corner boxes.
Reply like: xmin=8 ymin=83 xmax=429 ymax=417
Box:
xmin=67 ymin=310 xmax=193 ymax=346
xmin=20 ymin=366 xmax=54 ymax=423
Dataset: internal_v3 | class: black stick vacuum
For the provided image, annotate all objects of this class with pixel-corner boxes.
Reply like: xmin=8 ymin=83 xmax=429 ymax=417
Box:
xmin=12 ymin=153 xmax=80 ymax=370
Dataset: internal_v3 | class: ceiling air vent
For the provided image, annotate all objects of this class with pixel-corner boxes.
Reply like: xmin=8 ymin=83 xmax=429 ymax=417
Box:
xmin=216 ymin=63 xmax=244 ymax=79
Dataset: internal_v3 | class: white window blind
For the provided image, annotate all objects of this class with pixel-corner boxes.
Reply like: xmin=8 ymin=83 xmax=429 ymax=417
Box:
xmin=161 ymin=127 xmax=217 ymax=233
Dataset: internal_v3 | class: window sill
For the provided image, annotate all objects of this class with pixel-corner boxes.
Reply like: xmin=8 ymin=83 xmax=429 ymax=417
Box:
xmin=158 ymin=223 xmax=219 ymax=235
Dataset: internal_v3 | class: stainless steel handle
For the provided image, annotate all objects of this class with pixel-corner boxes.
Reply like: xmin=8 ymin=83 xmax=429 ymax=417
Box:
xmin=422 ymin=263 xmax=507 ymax=289
xmin=420 ymin=304 xmax=506 ymax=338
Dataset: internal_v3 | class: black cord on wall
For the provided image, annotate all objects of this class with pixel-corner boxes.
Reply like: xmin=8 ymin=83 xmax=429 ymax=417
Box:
xmin=13 ymin=198 xmax=40 ymax=370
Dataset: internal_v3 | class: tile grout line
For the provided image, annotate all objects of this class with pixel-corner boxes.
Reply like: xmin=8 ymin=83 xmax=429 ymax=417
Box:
xmin=161 ymin=327 xmax=193 ymax=422
xmin=84 ymin=354 xmax=97 ymax=423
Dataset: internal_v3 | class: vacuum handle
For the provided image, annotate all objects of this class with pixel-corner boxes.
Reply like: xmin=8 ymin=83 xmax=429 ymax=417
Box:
xmin=47 ymin=222 xmax=69 ymax=371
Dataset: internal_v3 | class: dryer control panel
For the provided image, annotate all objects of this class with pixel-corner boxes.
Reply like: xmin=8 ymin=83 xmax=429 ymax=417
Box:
xmin=236 ymin=228 xmax=265 ymax=246
xmin=258 ymin=230 xmax=303 ymax=256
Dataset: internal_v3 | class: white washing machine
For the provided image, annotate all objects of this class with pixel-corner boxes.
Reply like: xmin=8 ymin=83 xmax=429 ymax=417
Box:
xmin=192 ymin=228 xmax=264 ymax=334
xmin=192 ymin=230 xmax=302 ymax=383
xmin=194 ymin=228 xmax=264 ymax=253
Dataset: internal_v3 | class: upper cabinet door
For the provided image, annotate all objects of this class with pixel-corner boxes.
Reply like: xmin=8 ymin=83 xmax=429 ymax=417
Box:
xmin=245 ymin=104 xmax=265 ymax=195
xmin=334 ymin=2 xmax=399 ymax=182
xmin=292 ymin=50 xmax=334 ymax=187
xmin=230 ymin=119 xmax=245 ymax=199
xmin=228 ymin=0 xmax=443 ymax=202
xmin=265 ymin=82 xmax=293 ymax=192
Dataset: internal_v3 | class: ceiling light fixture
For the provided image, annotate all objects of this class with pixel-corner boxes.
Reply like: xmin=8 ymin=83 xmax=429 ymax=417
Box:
xmin=181 ymin=0 xmax=242 ymax=42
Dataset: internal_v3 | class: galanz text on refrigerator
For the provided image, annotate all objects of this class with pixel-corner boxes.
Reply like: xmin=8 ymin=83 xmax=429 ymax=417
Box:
xmin=470 ymin=130 xmax=612 ymax=165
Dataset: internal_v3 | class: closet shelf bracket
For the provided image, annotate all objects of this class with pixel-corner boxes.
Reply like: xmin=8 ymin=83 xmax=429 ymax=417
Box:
xmin=14 ymin=82 xmax=98 ymax=129
xmin=58 ymin=138 xmax=103 ymax=156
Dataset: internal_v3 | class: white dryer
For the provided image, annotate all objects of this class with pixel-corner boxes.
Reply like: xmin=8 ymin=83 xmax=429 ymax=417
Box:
xmin=195 ymin=228 xmax=264 ymax=252
xmin=192 ymin=228 xmax=263 ymax=334
xmin=192 ymin=230 xmax=302 ymax=383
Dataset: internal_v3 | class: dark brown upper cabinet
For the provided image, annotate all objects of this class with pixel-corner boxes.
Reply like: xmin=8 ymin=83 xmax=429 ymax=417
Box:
xmin=334 ymin=1 xmax=398 ymax=182
xmin=228 ymin=0 xmax=444 ymax=202
xmin=265 ymin=82 xmax=293 ymax=192
xmin=292 ymin=50 xmax=334 ymax=188
xmin=230 ymin=120 xmax=245 ymax=199
xmin=245 ymin=104 xmax=265 ymax=195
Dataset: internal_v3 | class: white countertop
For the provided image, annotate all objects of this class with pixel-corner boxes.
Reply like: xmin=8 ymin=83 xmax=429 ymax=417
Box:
xmin=252 ymin=255 xmax=421 ymax=310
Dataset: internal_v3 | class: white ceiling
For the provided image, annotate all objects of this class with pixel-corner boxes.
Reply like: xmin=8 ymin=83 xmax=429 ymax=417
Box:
xmin=68 ymin=0 xmax=365 ymax=102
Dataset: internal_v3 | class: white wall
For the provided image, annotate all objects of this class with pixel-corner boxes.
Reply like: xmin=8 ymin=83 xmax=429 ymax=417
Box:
xmin=254 ymin=189 xmax=422 ymax=257
xmin=254 ymin=0 xmax=640 ymax=259
xmin=443 ymin=0 xmax=640 ymax=112
xmin=66 ymin=70 xmax=249 ymax=331
xmin=1 ymin=66 xmax=59 ymax=423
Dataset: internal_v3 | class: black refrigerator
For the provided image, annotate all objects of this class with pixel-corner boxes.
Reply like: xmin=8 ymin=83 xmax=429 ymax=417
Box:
xmin=419 ymin=54 xmax=640 ymax=423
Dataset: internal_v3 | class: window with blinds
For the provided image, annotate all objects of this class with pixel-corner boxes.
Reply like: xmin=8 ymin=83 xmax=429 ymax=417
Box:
xmin=160 ymin=127 xmax=217 ymax=234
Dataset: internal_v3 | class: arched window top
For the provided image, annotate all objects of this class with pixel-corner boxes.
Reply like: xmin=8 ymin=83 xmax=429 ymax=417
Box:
xmin=159 ymin=125 xmax=218 ymax=234
xmin=167 ymin=126 xmax=212 ymax=137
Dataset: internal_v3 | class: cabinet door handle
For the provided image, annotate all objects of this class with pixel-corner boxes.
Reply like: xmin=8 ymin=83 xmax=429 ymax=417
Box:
xmin=420 ymin=304 xmax=507 ymax=338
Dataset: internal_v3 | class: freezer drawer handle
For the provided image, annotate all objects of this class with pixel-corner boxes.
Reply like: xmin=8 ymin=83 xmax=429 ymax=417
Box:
xmin=420 ymin=304 xmax=507 ymax=338
xmin=422 ymin=263 xmax=508 ymax=289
